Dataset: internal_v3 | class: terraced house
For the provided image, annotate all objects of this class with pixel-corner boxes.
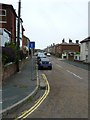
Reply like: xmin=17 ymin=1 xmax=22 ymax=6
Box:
xmin=80 ymin=36 xmax=90 ymax=63
xmin=46 ymin=39 xmax=80 ymax=61
xmin=0 ymin=3 xmax=24 ymax=48
xmin=0 ymin=3 xmax=17 ymax=45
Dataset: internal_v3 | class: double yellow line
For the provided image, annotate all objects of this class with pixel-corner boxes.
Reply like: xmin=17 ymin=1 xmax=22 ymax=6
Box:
xmin=15 ymin=74 xmax=50 ymax=120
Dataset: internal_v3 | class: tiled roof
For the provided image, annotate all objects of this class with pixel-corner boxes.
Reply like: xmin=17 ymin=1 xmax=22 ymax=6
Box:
xmin=80 ymin=36 xmax=90 ymax=43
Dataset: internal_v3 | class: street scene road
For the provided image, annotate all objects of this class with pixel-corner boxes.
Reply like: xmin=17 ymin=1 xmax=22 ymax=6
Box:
xmin=0 ymin=1 xmax=89 ymax=119
xmin=27 ymin=56 xmax=88 ymax=118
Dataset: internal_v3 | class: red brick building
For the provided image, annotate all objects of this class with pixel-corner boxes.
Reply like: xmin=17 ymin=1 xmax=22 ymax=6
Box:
xmin=56 ymin=40 xmax=80 ymax=60
xmin=0 ymin=3 xmax=17 ymax=42
xmin=46 ymin=39 xmax=80 ymax=60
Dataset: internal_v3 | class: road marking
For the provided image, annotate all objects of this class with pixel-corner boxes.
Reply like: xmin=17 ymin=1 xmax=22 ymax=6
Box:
xmin=52 ymin=61 xmax=54 ymax=64
xmin=52 ymin=61 xmax=63 ymax=69
xmin=56 ymin=64 xmax=63 ymax=69
xmin=16 ymin=74 xmax=50 ymax=120
xmin=66 ymin=70 xmax=83 ymax=79
xmin=58 ymin=58 xmax=63 ymax=61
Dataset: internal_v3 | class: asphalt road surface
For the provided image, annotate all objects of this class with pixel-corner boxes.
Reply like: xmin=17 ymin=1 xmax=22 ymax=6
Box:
xmin=28 ymin=56 xmax=88 ymax=118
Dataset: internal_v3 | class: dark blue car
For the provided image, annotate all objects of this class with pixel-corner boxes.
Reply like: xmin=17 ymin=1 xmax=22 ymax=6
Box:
xmin=37 ymin=53 xmax=46 ymax=64
xmin=38 ymin=57 xmax=52 ymax=70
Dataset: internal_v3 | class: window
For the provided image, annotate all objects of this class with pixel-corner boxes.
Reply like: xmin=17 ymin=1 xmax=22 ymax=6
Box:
xmin=75 ymin=56 xmax=77 ymax=59
xmin=85 ymin=42 xmax=89 ymax=50
xmin=86 ymin=55 xmax=88 ymax=59
xmin=0 ymin=9 xmax=7 ymax=23
xmin=0 ymin=21 xmax=7 ymax=23
xmin=0 ymin=9 xmax=6 ymax=16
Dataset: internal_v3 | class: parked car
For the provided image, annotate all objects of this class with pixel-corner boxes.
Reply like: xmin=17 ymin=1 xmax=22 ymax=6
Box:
xmin=44 ymin=52 xmax=47 ymax=55
xmin=38 ymin=57 xmax=52 ymax=70
xmin=37 ymin=52 xmax=45 ymax=57
xmin=46 ymin=53 xmax=51 ymax=57
xmin=37 ymin=53 xmax=46 ymax=64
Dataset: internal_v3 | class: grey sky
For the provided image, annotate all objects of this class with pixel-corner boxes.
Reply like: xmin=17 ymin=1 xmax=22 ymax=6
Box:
xmin=1 ymin=0 xmax=89 ymax=49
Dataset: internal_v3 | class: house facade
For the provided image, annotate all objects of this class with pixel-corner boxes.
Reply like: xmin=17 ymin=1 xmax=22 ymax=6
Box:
xmin=46 ymin=39 xmax=80 ymax=60
xmin=59 ymin=40 xmax=80 ymax=60
xmin=0 ymin=28 xmax=10 ymax=46
xmin=22 ymin=35 xmax=30 ymax=56
xmin=0 ymin=3 xmax=17 ymax=43
xmin=80 ymin=37 xmax=90 ymax=63
xmin=16 ymin=17 xmax=24 ymax=49
xmin=0 ymin=3 xmax=24 ymax=49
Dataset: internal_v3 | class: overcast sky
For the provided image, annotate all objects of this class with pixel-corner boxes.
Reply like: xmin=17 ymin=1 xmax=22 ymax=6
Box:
xmin=1 ymin=0 xmax=89 ymax=49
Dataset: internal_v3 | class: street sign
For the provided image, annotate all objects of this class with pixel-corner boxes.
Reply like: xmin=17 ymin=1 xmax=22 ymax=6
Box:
xmin=29 ymin=41 xmax=35 ymax=49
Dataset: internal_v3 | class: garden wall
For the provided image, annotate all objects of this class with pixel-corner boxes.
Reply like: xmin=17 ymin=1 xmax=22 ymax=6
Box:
xmin=2 ymin=58 xmax=28 ymax=81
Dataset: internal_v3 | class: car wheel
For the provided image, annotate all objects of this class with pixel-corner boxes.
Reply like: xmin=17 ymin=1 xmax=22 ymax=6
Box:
xmin=49 ymin=66 xmax=52 ymax=70
xmin=38 ymin=67 xmax=41 ymax=70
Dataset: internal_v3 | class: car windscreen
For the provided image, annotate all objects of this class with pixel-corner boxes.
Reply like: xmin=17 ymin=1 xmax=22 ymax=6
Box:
xmin=40 ymin=58 xmax=49 ymax=62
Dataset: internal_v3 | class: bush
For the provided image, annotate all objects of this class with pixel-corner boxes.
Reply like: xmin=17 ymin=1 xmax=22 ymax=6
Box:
xmin=2 ymin=47 xmax=16 ymax=65
xmin=2 ymin=42 xmax=27 ymax=65
xmin=5 ymin=42 xmax=16 ymax=51
xmin=19 ymin=50 xmax=26 ymax=60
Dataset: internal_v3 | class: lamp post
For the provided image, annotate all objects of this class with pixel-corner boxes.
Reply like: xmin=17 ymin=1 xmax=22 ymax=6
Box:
xmin=16 ymin=0 xmax=21 ymax=72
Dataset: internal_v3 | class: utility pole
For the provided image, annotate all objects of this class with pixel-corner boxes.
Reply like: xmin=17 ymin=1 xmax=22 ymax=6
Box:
xmin=16 ymin=0 xmax=21 ymax=72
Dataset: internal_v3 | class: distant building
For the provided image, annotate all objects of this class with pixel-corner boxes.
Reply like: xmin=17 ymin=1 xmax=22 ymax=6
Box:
xmin=54 ymin=39 xmax=80 ymax=60
xmin=45 ymin=39 xmax=80 ymax=60
xmin=22 ymin=35 xmax=30 ymax=56
xmin=80 ymin=37 xmax=90 ymax=63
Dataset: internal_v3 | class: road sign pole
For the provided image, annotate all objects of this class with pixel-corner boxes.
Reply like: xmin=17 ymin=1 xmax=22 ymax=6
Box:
xmin=29 ymin=41 xmax=35 ymax=81
xmin=31 ymin=48 xmax=33 ymax=80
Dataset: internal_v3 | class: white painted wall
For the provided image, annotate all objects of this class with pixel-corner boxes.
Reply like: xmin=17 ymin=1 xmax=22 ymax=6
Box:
xmin=62 ymin=52 xmax=67 ymax=59
xmin=88 ymin=42 xmax=90 ymax=63
xmin=80 ymin=42 xmax=89 ymax=62
xmin=0 ymin=28 xmax=10 ymax=46
xmin=74 ymin=54 xmax=80 ymax=61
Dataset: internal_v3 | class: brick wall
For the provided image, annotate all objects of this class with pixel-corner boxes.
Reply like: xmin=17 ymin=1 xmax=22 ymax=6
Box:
xmin=2 ymin=59 xmax=27 ymax=81
xmin=61 ymin=45 xmax=80 ymax=52
xmin=2 ymin=62 xmax=17 ymax=80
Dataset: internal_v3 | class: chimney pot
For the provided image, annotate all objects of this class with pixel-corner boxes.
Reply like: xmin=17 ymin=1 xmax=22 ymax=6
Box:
xmin=62 ymin=39 xmax=65 ymax=43
xmin=69 ymin=39 xmax=72 ymax=43
xmin=76 ymin=40 xmax=79 ymax=44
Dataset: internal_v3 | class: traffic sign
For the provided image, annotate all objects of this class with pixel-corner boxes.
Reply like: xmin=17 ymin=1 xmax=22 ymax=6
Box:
xmin=29 ymin=41 xmax=35 ymax=48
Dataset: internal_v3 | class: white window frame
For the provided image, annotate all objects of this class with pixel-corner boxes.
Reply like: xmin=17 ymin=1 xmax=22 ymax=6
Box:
xmin=0 ymin=21 xmax=7 ymax=23
xmin=0 ymin=9 xmax=6 ymax=16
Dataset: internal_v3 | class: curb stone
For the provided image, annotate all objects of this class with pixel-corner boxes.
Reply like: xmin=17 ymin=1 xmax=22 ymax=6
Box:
xmin=1 ymin=70 xmax=39 ymax=118
xmin=2 ymin=86 xmax=39 ymax=117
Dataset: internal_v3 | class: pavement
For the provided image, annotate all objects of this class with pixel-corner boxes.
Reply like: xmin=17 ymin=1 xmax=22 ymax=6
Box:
xmin=61 ymin=59 xmax=90 ymax=71
xmin=1 ymin=56 xmax=40 ymax=117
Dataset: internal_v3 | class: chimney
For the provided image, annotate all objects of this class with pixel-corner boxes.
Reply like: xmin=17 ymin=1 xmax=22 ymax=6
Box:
xmin=76 ymin=40 xmax=79 ymax=44
xmin=69 ymin=39 xmax=72 ymax=43
xmin=53 ymin=43 xmax=55 ymax=46
xmin=62 ymin=38 xmax=65 ymax=43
